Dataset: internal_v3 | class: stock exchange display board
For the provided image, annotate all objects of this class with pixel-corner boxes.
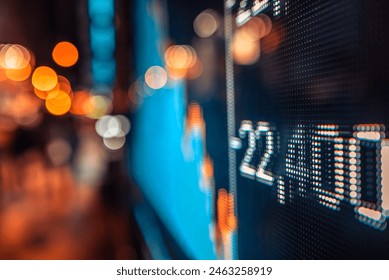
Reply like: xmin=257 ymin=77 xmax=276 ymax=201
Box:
xmin=130 ymin=0 xmax=389 ymax=259
xmin=229 ymin=0 xmax=389 ymax=259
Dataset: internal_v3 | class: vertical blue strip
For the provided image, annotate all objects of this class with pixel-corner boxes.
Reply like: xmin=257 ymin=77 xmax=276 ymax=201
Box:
xmin=88 ymin=0 xmax=116 ymax=90
xmin=131 ymin=0 xmax=217 ymax=259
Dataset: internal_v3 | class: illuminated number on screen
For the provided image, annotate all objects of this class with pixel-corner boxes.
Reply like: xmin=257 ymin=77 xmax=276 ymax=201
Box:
xmin=239 ymin=121 xmax=257 ymax=178
xmin=239 ymin=121 xmax=275 ymax=184
xmin=255 ymin=122 xmax=275 ymax=185
xmin=237 ymin=119 xmax=389 ymax=230
xmin=283 ymin=124 xmax=309 ymax=201
xmin=252 ymin=0 xmax=270 ymax=16
xmin=352 ymin=124 xmax=388 ymax=229
xmin=312 ymin=125 xmax=343 ymax=211
xmin=236 ymin=0 xmax=253 ymax=26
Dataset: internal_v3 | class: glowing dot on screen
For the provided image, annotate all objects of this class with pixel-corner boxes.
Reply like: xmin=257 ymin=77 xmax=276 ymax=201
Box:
xmin=52 ymin=41 xmax=79 ymax=67
xmin=144 ymin=66 xmax=168 ymax=89
xmin=45 ymin=90 xmax=72 ymax=116
xmin=193 ymin=10 xmax=219 ymax=38
xmin=230 ymin=136 xmax=242 ymax=149
xmin=32 ymin=66 xmax=58 ymax=91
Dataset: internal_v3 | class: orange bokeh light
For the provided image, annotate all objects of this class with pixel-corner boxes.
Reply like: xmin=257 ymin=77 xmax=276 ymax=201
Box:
xmin=52 ymin=41 xmax=79 ymax=67
xmin=32 ymin=66 xmax=58 ymax=91
xmin=45 ymin=90 xmax=72 ymax=116
xmin=70 ymin=90 xmax=90 ymax=115
xmin=33 ymin=83 xmax=60 ymax=100
xmin=5 ymin=64 xmax=32 ymax=81
xmin=0 ymin=67 xmax=8 ymax=81
xmin=203 ymin=156 xmax=214 ymax=179
xmin=165 ymin=45 xmax=197 ymax=69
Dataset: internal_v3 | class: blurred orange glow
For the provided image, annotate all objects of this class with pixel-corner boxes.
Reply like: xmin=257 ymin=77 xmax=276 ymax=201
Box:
xmin=70 ymin=90 xmax=90 ymax=115
xmin=144 ymin=66 xmax=168 ymax=89
xmin=217 ymin=189 xmax=237 ymax=234
xmin=216 ymin=188 xmax=237 ymax=259
xmin=57 ymin=75 xmax=71 ymax=88
xmin=166 ymin=66 xmax=187 ymax=80
xmin=262 ymin=24 xmax=284 ymax=54
xmin=5 ymin=63 xmax=32 ymax=81
xmin=203 ymin=156 xmax=214 ymax=179
xmin=57 ymin=75 xmax=73 ymax=99
xmin=164 ymin=45 xmax=198 ymax=80
xmin=232 ymin=28 xmax=261 ymax=65
xmin=240 ymin=17 xmax=268 ymax=41
xmin=32 ymin=66 xmax=58 ymax=91
xmin=0 ymin=67 xmax=7 ymax=81
xmin=186 ymin=59 xmax=203 ymax=80
xmin=258 ymin=14 xmax=273 ymax=37
xmin=34 ymin=83 xmax=60 ymax=100
xmin=52 ymin=41 xmax=79 ymax=67
xmin=45 ymin=90 xmax=72 ymax=116
xmin=232 ymin=15 xmax=275 ymax=65
xmin=187 ymin=102 xmax=205 ymax=130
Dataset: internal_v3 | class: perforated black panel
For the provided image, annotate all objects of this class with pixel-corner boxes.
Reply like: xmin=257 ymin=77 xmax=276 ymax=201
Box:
xmin=233 ymin=0 xmax=389 ymax=259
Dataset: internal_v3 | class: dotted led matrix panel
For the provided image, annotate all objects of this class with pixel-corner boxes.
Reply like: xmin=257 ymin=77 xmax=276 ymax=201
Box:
xmin=231 ymin=0 xmax=389 ymax=259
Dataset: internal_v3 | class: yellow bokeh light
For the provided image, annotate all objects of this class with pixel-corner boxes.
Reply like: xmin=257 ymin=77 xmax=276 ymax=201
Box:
xmin=34 ymin=82 xmax=60 ymax=100
xmin=45 ymin=90 xmax=72 ymax=116
xmin=84 ymin=95 xmax=111 ymax=119
xmin=32 ymin=66 xmax=58 ymax=91
xmin=52 ymin=41 xmax=79 ymax=67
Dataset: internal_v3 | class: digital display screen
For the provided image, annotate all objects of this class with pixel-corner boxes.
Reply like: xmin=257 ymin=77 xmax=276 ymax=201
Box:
xmin=231 ymin=0 xmax=389 ymax=259
xmin=130 ymin=0 xmax=389 ymax=259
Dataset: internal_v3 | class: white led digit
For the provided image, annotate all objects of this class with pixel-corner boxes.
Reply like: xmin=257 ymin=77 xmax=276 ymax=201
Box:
xmin=252 ymin=0 xmax=270 ymax=16
xmin=353 ymin=124 xmax=387 ymax=230
xmin=255 ymin=121 xmax=275 ymax=185
xmin=236 ymin=0 xmax=252 ymax=26
xmin=239 ymin=120 xmax=257 ymax=178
